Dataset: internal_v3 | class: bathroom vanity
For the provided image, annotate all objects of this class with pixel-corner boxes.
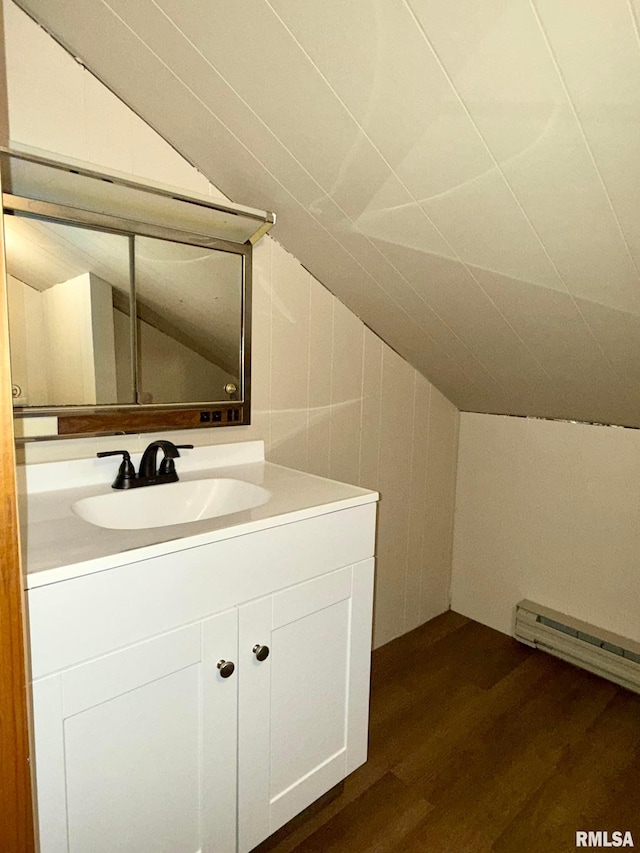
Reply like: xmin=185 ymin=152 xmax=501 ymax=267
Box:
xmin=22 ymin=441 xmax=378 ymax=853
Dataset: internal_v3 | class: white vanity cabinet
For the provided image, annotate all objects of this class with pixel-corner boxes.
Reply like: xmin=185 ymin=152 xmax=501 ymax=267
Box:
xmin=236 ymin=562 xmax=373 ymax=852
xmin=28 ymin=502 xmax=376 ymax=853
xmin=33 ymin=610 xmax=239 ymax=853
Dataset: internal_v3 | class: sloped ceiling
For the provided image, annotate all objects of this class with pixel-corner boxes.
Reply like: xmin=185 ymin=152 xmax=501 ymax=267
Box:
xmin=11 ymin=0 xmax=640 ymax=426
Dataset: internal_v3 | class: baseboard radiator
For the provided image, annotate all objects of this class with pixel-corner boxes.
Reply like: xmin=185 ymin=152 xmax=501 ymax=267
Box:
xmin=514 ymin=600 xmax=640 ymax=695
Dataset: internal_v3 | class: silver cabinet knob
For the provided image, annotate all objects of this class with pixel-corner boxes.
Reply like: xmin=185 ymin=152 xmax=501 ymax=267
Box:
xmin=252 ymin=644 xmax=270 ymax=662
xmin=217 ymin=659 xmax=235 ymax=678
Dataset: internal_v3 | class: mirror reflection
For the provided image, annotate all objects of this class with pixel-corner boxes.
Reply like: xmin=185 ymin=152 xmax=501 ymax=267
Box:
xmin=5 ymin=214 xmax=244 ymax=409
xmin=134 ymin=236 xmax=242 ymax=405
xmin=5 ymin=215 xmax=133 ymax=407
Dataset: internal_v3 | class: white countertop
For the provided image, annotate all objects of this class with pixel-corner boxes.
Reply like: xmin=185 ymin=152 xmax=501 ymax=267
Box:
xmin=20 ymin=441 xmax=378 ymax=589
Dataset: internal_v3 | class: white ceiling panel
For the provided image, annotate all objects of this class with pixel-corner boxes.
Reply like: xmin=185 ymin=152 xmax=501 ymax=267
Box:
xmin=409 ymin=0 xmax=565 ymax=165
xmin=471 ymin=266 xmax=640 ymax=420
xmin=357 ymin=195 xmax=451 ymax=259
xmin=376 ymin=246 xmax=553 ymax=392
xmin=147 ymin=0 xmax=397 ymax=216
xmin=9 ymin=0 xmax=640 ymax=426
xmin=421 ymin=168 xmax=562 ymax=287
xmin=4 ymin=0 xmax=85 ymax=160
xmin=268 ymin=0 xmax=496 ymax=202
xmin=500 ymin=105 xmax=640 ymax=314
xmin=576 ymin=297 xmax=640 ymax=388
xmin=535 ymin=0 xmax=640 ymax=269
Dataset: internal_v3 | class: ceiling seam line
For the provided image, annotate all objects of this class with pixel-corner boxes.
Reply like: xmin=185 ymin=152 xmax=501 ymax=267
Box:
xmin=93 ymin=2 xmax=489 ymax=390
xmin=460 ymin=409 xmax=640 ymax=431
xmin=147 ymin=0 xmax=511 ymax=393
xmin=400 ymin=0 xmax=588 ymax=293
xmin=249 ymin=1 xmax=551 ymax=392
xmin=525 ymin=0 xmax=640 ymax=404
xmin=34 ymin=0 xmax=611 ymax=409
xmin=18 ymin=0 xmax=637 ymax=413
xmin=530 ymin=0 xmax=640 ymax=286
xmin=627 ymin=0 xmax=640 ymax=55
xmin=259 ymin=0 xmax=559 ymax=388
xmin=395 ymin=0 xmax=585 ymax=357
xmin=403 ymin=0 xmax=639 ymax=405
xmin=73 ymin=0 xmax=502 ymax=395
xmin=118 ymin=0 xmax=512 ymax=393
xmin=103 ymin=0 xmax=565 ymax=403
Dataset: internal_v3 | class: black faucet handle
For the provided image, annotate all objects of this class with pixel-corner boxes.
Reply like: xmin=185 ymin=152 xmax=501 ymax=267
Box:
xmin=158 ymin=445 xmax=193 ymax=477
xmin=159 ymin=457 xmax=177 ymax=476
xmin=97 ymin=449 xmax=131 ymax=460
xmin=97 ymin=450 xmax=137 ymax=490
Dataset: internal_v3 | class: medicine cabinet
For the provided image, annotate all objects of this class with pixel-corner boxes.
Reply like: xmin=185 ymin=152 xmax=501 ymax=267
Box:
xmin=1 ymin=147 xmax=275 ymax=439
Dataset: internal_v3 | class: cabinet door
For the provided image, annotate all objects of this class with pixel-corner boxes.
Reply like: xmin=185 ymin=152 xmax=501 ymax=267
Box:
xmin=32 ymin=610 xmax=238 ymax=853
xmin=237 ymin=559 xmax=374 ymax=853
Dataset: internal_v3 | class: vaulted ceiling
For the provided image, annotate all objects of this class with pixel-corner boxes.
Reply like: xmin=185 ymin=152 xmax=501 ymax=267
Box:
xmin=12 ymin=0 xmax=640 ymax=426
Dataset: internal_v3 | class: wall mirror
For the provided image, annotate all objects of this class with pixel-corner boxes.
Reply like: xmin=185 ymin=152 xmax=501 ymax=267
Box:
xmin=1 ymin=148 xmax=275 ymax=439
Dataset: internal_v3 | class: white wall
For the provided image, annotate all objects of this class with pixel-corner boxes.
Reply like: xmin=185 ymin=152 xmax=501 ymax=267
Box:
xmin=112 ymin=306 xmax=233 ymax=405
xmin=137 ymin=318 xmax=234 ymax=405
xmin=6 ymin=273 xmax=48 ymax=404
xmin=452 ymin=412 xmax=640 ymax=644
xmin=44 ymin=273 xmax=117 ymax=405
xmin=10 ymin=271 xmax=119 ymax=405
xmin=4 ymin=0 xmax=460 ymax=647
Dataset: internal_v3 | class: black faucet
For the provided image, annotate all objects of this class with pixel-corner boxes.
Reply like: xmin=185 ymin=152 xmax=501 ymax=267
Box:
xmin=97 ymin=440 xmax=194 ymax=489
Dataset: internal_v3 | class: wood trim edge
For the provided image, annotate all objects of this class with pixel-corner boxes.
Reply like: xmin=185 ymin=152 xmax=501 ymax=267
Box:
xmin=0 ymin=4 xmax=36 ymax=841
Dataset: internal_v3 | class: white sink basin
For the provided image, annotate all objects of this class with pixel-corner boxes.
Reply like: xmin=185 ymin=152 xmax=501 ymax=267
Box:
xmin=72 ymin=478 xmax=271 ymax=530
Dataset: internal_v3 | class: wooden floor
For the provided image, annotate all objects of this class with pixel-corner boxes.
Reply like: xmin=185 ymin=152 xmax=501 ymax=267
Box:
xmin=255 ymin=611 xmax=640 ymax=853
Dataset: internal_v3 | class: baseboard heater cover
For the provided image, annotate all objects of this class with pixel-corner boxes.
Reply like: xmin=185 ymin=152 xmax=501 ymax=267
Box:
xmin=514 ymin=600 xmax=640 ymax=695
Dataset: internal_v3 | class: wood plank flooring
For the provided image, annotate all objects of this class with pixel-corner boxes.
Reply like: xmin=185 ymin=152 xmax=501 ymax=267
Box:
xmin=254 ymin=611 xmax=640 ymax=853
